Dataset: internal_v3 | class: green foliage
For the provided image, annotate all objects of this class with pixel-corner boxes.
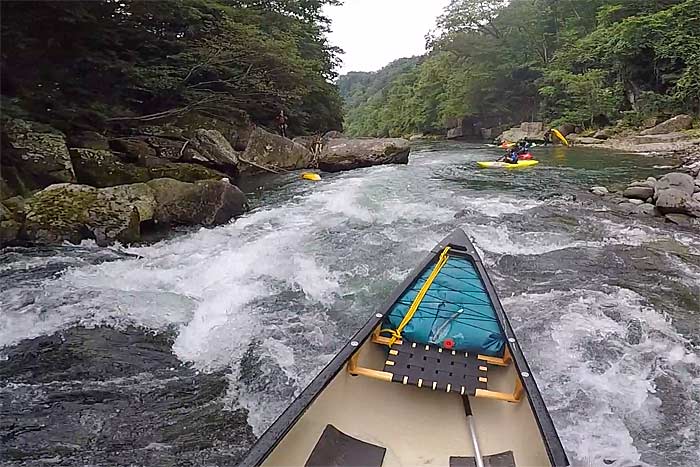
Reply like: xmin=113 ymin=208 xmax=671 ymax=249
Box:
xmin=0 ymin=0 xmax=343 ymax=134
xmin=341 ymin=0 xmax=700 ymax=137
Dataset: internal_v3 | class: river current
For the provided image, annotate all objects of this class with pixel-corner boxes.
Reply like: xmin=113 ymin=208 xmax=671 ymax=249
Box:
xmin=1 ymin=142 xmax=699 ymax=466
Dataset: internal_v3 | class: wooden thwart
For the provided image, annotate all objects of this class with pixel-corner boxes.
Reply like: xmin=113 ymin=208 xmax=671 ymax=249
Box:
xmin=348 ymin=335 xmax=523 ymax=403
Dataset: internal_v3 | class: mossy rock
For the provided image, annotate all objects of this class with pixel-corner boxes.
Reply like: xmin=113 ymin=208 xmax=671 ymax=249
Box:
xmin=70 ymin=148 xmax=151 ymax=187
xmin=148 ymin=162 xmax=227 ymax=183
xmin=23 ymin=183 xmax=140 ymax=245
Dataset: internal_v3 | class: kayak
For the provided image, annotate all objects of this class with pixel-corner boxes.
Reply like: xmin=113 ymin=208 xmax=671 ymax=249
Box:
xmin=240 ymin=228 xmax=569 ymax=467
xmin=301 ymin=172 xmax=321 ymax=181
xmin=477 ymin=160 xmax=539 ymax=169
xmin=518 ymin=152 xmax=533 ymax=160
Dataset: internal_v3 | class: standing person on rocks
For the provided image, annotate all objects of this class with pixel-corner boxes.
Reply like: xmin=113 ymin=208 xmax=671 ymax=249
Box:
xmin=275 ymin=110 xmax=289 ymax=138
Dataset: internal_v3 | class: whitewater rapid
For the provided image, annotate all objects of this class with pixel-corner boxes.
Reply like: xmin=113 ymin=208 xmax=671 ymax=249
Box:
xmin=1 ymin=142 xmax=699 ymax=466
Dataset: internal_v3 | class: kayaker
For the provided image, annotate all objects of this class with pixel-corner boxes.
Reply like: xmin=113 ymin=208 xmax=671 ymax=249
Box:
xmin=499 ymin=149 xmax=519 ymax=164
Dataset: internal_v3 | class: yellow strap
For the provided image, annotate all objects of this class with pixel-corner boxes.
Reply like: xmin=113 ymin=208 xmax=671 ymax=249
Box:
xmin=381 ymin=246 xmax=451 ymax=347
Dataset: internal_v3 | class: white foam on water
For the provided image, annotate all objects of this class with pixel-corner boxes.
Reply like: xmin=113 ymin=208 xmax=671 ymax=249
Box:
xmin=468 ymin=223 xmax=586 ymax=256
xmin=457 ymin=195 xmax=543 ymax=217
xmin=502 ymin=287 xmax=699 ymax=466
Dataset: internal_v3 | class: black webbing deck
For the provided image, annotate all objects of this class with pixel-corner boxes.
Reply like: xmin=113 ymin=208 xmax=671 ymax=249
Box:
xmin=384 ymin=340 xmax=488 ymax=395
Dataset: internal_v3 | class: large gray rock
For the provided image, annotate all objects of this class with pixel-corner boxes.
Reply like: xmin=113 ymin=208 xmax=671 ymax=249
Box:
xmin=655 ymin=188 xmax=691 ymax=215
xmin=631 ymin=132 xmax=692 ymax=145
xmin=497 ymin=122 xmax=546 ymax=143
xmin=623 ymin=186 xmax=655 ymax=200
xmin=1 ymin=119 xmax=76 ymax=190
xmin=22 ymin=183 xmax=141 ymax=246
xmin=590 ymin=186 xmax=609 ymax=196
xmin=147 ymin=162 xmax=228 ymax=183
xmin=147 ymin=178 xmax=247 ymax=225
xmin=67 ymin=131 xmax=110 ymax=151
xmin=70 ymin=148 xmax=151 ymax=187
xmin=240 ymin=127 xmax=314 ymax=175
xmin=640 ymin=114 xmax=693 ymax=135
xmin=109 ymin=137 xmax=157 ymax=162
xmin=318 ymin=138 xmax=410 ymax=172
xmin=190 ymin=129 xmax=239 ymax=171
xmin=593 ymin=128 xmax=613 ymax=140
xmin=655 ymin=172 xmax=695 ymax=197
xmin=20 ymin=178 xmax=248 ymax=246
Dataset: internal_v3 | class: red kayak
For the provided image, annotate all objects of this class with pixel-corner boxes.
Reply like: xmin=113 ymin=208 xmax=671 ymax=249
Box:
xmin=518 ymin=152 xmax=533 ymax=160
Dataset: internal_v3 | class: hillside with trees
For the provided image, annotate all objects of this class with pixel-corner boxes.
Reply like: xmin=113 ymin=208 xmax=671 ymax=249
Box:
xmin=338 ymin=0 xmax=700 ymax=137
xmin=1 ymin=0 xmax=343 ymax=135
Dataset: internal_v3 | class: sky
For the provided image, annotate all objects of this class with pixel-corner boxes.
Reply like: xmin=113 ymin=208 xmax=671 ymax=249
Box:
xmin=324 ymin=0 xmax=450 ymax=75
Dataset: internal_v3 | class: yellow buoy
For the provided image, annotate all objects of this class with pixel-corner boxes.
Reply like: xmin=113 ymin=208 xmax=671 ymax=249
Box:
xmin=301 ymin=172 xmax=321 ymax=181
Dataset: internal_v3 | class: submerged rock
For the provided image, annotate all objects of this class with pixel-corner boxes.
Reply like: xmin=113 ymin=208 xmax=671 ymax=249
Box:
xmin=590 ymin=186 xmax=609 ymax=196
xmin=318 ymin=137 xmax=410 ymax=172
xmin=240 ymin=127 xmax=314 ymax=175
xmin=665 ymin=213 xmax=693 ymax=226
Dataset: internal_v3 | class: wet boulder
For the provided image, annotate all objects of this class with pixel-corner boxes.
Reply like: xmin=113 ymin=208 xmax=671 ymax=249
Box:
xmin=147 ymin=161 xmax=228 ymax=183
xmin=593 ymin=128 xmax=613 ymax=140
xmin=318 ymin=137 xmax=410 ymax=172
xmin=590 ymin=186 xmax=609 ymax=196
xmin=1 ymin=119 xmax=76 ymax=192
xmin=109 ymin=137 xmax=157 ymax=162
xmin=623 ymin=186 xmax=654 ymax=200
xmin=655 ymin=188 xmax=692 ymax=215
xmin=497 ymin=122 xmax=546 ymax=143
xmin=240 ymin=127 xmax=314 ymax=175
xmin=70 ymin=148 xmax=151 ymax=187
xmin=640 ymin=114 xmax=693 ymax=136
xmin=147 ymin=178 xmax=247 ymax=226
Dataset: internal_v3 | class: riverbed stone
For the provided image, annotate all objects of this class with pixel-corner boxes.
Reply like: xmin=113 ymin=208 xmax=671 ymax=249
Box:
xmin=575 ymin=136 xmax=605 ymax=145
xmin=593 ymin=128 xmax=612 ymax=140
xmin=318 ymin=137 xmax=410 ymax=172
xmin=638 ymin=203 xmax=656 ymax=215
xmin=664 ymin=213 xmax=692 ymax=226
xmin=590 ymin=186 xmax=609 ymax=196
xmin=623 ymin=186 xmax=654 ymax=200
xmin=67 ymin=131 xmax=110 ymax=151
xmin=640 ymin=114 xmax=693 ymax=135
xmin=628 ymin=198 xmax=644 ymax=205
xmin=655 ymin=173 xmax=695 ymax=198
xmin=655 ymin=188 xmax=691 ymax=215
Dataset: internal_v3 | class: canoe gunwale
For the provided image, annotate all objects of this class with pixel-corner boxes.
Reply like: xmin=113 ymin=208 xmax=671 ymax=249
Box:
xmin=238 ymin=228 xmax=569 ymax=467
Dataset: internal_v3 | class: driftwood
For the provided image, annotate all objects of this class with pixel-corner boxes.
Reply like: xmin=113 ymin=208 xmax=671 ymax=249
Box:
xmin=238 ymin=156 xmax=282 ymax=174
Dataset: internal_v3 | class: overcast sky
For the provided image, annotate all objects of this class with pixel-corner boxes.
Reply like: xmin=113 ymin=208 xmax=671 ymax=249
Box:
xmin=324 ymin=0 xmax=450 ymax=75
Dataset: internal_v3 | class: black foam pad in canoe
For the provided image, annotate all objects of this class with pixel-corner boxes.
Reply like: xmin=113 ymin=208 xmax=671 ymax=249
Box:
xmin=449 ymin=450 xmax=517 ymax=467
xmin=384 ymin=340 xmax=488 ymax=395
xmin=305 ymin=424 xmax=386 ymax=467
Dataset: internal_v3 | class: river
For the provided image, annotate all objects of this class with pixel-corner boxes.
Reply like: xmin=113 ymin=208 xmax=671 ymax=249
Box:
xmin=1 ymin=141 xmax=699 ymax=466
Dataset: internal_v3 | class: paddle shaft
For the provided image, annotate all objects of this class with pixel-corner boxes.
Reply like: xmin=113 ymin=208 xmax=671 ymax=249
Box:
xmin=462 ymin=395 xmax=485 ymax=467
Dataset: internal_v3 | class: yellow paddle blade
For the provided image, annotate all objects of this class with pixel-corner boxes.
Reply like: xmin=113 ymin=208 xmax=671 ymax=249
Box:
xmin=301 ymin=172 xmax=321 ymax=181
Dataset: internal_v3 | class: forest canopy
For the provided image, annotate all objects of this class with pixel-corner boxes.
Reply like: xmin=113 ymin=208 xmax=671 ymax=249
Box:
xmin=339 ymin=0 xmax=700 ymax=137
xmin=0 ymin=0 xmax=343 ymax=134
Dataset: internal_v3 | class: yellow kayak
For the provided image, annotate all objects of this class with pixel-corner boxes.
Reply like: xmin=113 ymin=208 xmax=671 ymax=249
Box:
xmin=301 ymin=172 xmax=322 ymax=181
xmin=477 ymin=160 xmax=539 ymax=169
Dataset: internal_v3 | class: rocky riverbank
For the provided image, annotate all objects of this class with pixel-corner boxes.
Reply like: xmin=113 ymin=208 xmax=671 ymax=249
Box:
xmin=590 ymin=159 xmax=700 ymax=228
xmin=1 ymin=118 xmax=411 ymax=247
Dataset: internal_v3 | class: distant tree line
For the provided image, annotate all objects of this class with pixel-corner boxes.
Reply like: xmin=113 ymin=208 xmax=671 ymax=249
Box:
xmin=339 ymin=0 xmax=700 ymax=137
